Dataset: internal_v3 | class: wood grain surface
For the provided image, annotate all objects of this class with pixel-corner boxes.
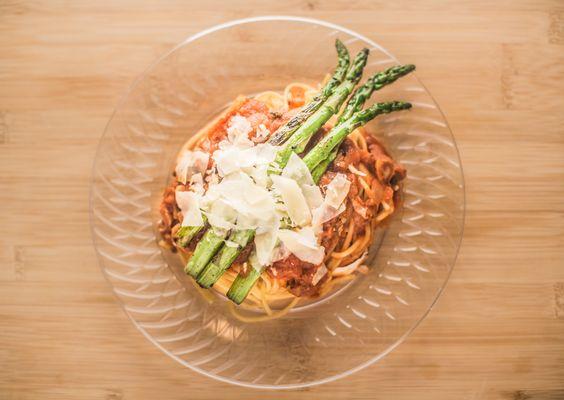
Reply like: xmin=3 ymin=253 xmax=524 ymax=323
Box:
xmin=1 ymin=1 xmax=563 ymax=399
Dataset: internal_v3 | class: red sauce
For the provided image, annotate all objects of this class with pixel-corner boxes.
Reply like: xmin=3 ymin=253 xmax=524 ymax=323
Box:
xmin=268 ymin=254 xmax=326 ymax=297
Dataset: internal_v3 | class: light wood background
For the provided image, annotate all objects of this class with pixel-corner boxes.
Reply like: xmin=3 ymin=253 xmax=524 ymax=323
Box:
xmin=1 ymin=1 xmax=563 ymax=399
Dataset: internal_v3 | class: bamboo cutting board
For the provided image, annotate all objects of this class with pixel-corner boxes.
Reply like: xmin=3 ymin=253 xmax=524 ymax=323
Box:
xmin=1 ymin=1 xmax=563 ymax=399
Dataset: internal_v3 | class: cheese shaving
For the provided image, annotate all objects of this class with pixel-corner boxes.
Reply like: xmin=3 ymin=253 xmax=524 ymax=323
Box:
xmin=175 ymin=150 xmax=209 ymax=184
xmin=213 ymin=142 xmax=278 ymax=177
xmin=271 ymin=243 xmax=291 ymax=263
xmin=205 ymin=172 xmax=276 ymax=231
xmin=226 ymin=114 xmax=253 ymax=147
xmin=204 ymin=198 xmax=237 ymax=230
xmin=248 ymin=251 xmax=263 ymax=272
xmin=277 ymin=227 xmax=324 ymax=265
xmin=254 ymin=220 xmax=280 ymax=266
xmin=282 ymin=153 xmax=314 ymax=186
xmin=271 ymin=175 xmax=311 ymax=227
xmin=175 ymin=190 xmax=204 ymax=227
xmin=312 ymin=263 xmax=328 ymax=285
xmin=311 ymin=173 xmax=351 ymax=232
xmin=301 ymin=184 xmax=324 ymax=209
xmin=189 ymin=173 xmax=205 ymax=195
xmin=324 ymin=173 xmax=351 ymax=209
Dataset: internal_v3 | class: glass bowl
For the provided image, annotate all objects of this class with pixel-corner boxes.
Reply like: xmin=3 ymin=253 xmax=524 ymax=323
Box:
xmin=90 ymin=16 xmax=465 ymax=389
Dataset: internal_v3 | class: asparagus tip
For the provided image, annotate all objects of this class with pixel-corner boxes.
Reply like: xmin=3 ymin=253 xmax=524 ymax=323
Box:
xmin=391 ymin=101 xmax=413 ymax=111
xmin=335 ymin=38 xmax=345 ymax=50
xmin=345 ymin=48 xmax=370 ymax=82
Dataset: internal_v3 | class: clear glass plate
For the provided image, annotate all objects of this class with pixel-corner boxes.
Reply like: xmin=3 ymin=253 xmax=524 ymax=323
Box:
xmin=90 ymin=16 xmax=465 ymax=389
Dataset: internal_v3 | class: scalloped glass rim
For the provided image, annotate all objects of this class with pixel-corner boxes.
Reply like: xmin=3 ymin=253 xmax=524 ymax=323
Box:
xmin=90 ymin=15 xmax=466 ymax=389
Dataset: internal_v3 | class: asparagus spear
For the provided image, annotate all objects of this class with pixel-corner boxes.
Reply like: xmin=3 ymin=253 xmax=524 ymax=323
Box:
xmin=174 ymin=214 xmax=208 ymax=248
xmin=227 ymin=267 xmax=262 ymax=305
xmin=175 ymin=226 xmax=202 ymax=248
xmin=270 ymin=48 xmax=370 ymax=172
xmin=197 ymin=229 xmax=255 ymax=288
xmin=303 ymin=101 xmax=412 ymax=172
xmin=184 ymin=229 xmax=226 ymax=277
xmin=311 ymin=147 xmax=339 ymax=183
xmin=309 ymin=64 xmax=416 ymax=182
xmin=268 ymin=39 xmax=350 ymax=146
xmin=227 ymin=101 xmax=412 ymax=304
xmin=321 ymin=39 xmax=351 ymax=97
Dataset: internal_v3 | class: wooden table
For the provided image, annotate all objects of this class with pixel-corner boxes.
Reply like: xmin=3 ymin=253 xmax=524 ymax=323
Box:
xmin=1 ymin=1 xmax=563 ymax=398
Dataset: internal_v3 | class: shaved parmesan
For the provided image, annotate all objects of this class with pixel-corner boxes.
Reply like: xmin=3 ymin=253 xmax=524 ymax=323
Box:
xmin=248 ymin=164 xmax=270 ymax=188
xmin=175 ymin=150 xmax=209 ymax=184
xmin=189 ymin=173 xmax=205 ymax=195
xmin=312 ymin=203 xmax=346 ymax=232
xmin=218 ymin=173 xmax=275 ymax=220
xmin=271 ymin=175 xmax=311 ymax=226
xmin=200 ymin=170 xmax=279 ymax=242
xmin=205 ymin=167 xmax=219 ymax=185
xmin=251 ymin=143 xmax=279 ymax=166
xmin=278 ymin=227 xmax=324 ymax=265
xmin=248 ymin=252 xmax=264 ymax=272
xmin=271 ymin=243 xmax=291 ymax=263
xmin=205 ymin=198 xmax=237 ymax=230
xmin=254 ymin=221 xmax=280 ymax=266
xmin=213 ymin=145 xmax=246 ymax=176
xmin=312 ymin=263 xmax=328 ymax=285
xmin=325 ymin=173 xmax=351 ymax=209
xmin=311 ymin=173 xmax=351 ymax=232
xmin=282 ymin=153 xmax=315 ymax=186
xmin=301 ymin=184 xmax=324 ymax=209
xmin=213 ymin=142 xmax=279 ymax=177
xmin=175 ymin=190 xmax=204 ymax=227
xmin=226 ymin=115 xmax=253 ymax=147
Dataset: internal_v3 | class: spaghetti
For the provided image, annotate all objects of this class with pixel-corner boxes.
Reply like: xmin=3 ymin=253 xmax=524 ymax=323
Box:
xmin=159 ymin=81 xmax=406 ymax=322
